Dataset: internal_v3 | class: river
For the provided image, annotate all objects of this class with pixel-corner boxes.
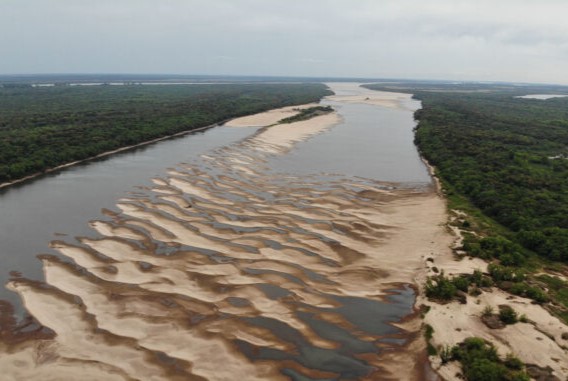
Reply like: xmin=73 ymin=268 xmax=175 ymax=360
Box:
xmin=0 ymin=83 xmax=436 ymax=380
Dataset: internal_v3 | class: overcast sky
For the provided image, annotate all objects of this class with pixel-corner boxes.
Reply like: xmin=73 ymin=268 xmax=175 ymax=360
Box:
xmin=1 ymin=0 xmax=567 ymax=84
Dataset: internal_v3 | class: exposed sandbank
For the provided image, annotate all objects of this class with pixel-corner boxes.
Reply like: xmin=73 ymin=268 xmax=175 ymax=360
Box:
xmin=223 ymin=103 xmax=319 ymax=127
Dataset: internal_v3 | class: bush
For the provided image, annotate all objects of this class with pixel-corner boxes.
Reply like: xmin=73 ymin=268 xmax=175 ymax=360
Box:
xmin=424 ymin=324 xmax=434 ymax=340
xmin=466 ymin=358 xmax=507 ymax=381
xmin=525 ymin=286 xmax=549 ymax=304
xmin=482 ymin=305 xmax=494 ymax=317
xmin=510 ymin=283 xmax=549 ymax=304
xmin=504 ymin=354 xmax=523 ymax=370
xmin=488 ymin=264 xmax=526 ymax=283
xmin=439 ymin=345 xmax=452 ymax=364
xmin=499 ymin=305 xmax=518 ymax=325
xmin=425 ymin=272 xmax=458 ymax=300
xmin=450 ymin=337 xmax=530 ymax=381
xmin=452 ymin=276 xmax=470 ymax=292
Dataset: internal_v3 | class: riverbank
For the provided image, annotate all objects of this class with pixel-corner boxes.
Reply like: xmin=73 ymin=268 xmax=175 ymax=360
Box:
xmin=413 ymin=164 xmax=568 ymax=380
xmin=0 ymin=121 xmax=226 ymax=191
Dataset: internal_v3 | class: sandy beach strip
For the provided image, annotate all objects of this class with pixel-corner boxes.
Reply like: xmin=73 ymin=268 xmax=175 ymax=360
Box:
xmin=223 ymin=103 xmax=320 ymax=127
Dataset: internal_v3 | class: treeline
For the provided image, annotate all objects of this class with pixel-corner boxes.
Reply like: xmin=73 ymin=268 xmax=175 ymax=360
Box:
xmin=0 ymin=83 xmax=332 ymax=184
xmin=364 ymin=83 xmax=568 ymax=262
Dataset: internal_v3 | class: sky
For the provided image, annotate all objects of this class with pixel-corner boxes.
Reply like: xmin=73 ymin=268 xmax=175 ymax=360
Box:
xmin=1 ymin=0 xmax=567 ymax=84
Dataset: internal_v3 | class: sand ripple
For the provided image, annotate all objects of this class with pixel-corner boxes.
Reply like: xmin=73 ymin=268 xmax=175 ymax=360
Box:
xmin=0 ymin=111 xmax=447 ymax=380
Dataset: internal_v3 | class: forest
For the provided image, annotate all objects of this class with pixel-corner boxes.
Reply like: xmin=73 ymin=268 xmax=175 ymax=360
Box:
xmin=0 ymin=83 xmax=332 ymax=184
xmin=365 ymin=82 xmax=568 ymax=264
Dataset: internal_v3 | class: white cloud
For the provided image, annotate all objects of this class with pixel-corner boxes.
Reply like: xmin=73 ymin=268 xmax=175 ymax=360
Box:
xmin=1 ymin=0 xmax=567 ymax=83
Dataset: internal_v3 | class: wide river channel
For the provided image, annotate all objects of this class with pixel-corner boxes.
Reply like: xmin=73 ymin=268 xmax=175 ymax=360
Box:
xmin=0 ymin=83 xmax=432 ymax=380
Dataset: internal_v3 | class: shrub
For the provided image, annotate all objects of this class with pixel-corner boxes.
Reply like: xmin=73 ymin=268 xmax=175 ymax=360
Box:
xmin=425 ymin=272 xmax=458 ymax=300
xmin=424 ymin=324 xmax=434 ymax=340
xmin=504 ymin=354 xmax=523 ymax=370
xmin=525 ymin=286 xmax=549 ymax=304
xmin=452 ymin=276 xmax=470 ymax=292
xmin=450 ymin=337 xmax=530 ymax=381
xmin=488 ymin=264 xmax=526 ymax=283
xmin=482 ymin=305 xmax=494 ymax=317
xmin=439 ymin=345 xmax=452 ymax=364
xmin=510 ymin=283 xmax=549 ymax=304
xmin=499 ymin=305 xmax=518 ymax=325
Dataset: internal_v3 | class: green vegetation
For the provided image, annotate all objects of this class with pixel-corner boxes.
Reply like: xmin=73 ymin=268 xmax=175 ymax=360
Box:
xmin=425 ymin=270 xmax=494 ymax=302
xmin=364 ymin=83 xmax=568 ymax=262
xmin=534 ymin=274 xmax=568 ymax=322
xmin=424 ymin=323 xmax=437 ymax=355
xmin=278 ymin=105 xmax=333 ymax=124
xmin=424 ymin=271 xmax=458 ymax=300
xmin=450 ymin=337 xmax=529 ymax=381
xmin=498 ymin=305 xmax=518 ymax=325
xmin=365 ymin=82 xmax=568 ymax=322
xmin=0 ymin=83 xmax=332 ymax=184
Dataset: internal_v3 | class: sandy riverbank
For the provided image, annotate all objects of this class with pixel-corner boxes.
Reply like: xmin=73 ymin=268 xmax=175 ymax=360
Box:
xmin=409 ymin=162 xmax=568 ymax=379
xmin=417 ymin=217 xmax=568 ymax=379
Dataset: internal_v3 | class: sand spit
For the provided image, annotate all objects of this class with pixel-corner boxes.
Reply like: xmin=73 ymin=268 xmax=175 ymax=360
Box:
xmin=245 ymin=112 xmax=342 ymax=154
xmin=0 ymin=86 xmax=449 ymax=380
xmin=224 ymin=103 xmax=319 ymax=127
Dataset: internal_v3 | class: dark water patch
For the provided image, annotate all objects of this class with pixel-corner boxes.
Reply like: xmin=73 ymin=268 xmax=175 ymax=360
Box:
xmin=243 ymin=268 xmax=307 ymax=286
xmin=256 ymin=284 xmax=292 ymax=300
xmin=297 ymin=310 xmax=377 ymax=354
xmin=235 ymin=287 xmax=416 ymax=379
xmin=320 ymin=286 xmax=415 ymax=337
xmin=235 ymin=338 xmax=373 ymax=380
xmin=226 ymin=297 xmax=252 ymax=307
xmin=209 ymin=221 xmax=289 ymax=236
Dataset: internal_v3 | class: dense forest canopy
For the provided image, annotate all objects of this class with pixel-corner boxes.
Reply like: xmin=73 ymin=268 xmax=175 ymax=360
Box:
xmin=365 ymin=82 xmax=568 ymax=262
xmin=0 ymin=83 xmax=332 ymax=184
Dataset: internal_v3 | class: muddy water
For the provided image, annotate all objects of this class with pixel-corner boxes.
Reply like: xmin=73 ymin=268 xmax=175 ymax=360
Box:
xmin=0 ymin=83 xmax=434 ymax=380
